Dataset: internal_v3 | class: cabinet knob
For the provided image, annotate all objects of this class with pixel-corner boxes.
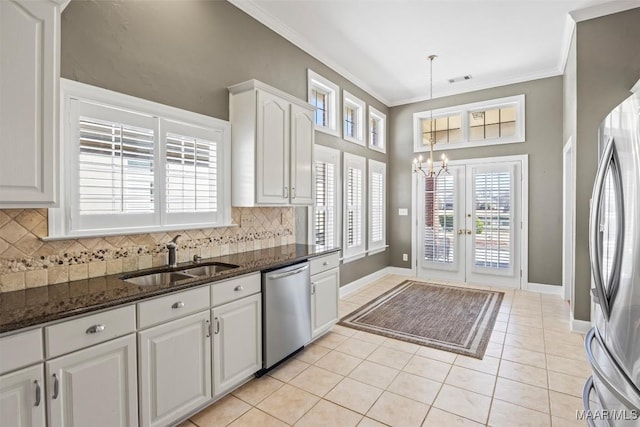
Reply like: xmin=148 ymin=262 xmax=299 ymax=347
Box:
xmin=86 ymin=324 xmax=106 ymax=334
xmin=323 ymin=261 xmax=328 ymax=266
xmin=234 ymin=285 xmax=244 ymax=292
xmin=172 ymin=301 xmax=185 ymax=309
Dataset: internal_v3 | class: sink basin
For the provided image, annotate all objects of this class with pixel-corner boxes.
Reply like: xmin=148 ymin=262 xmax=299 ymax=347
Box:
xmin=181 ymin=263 xmax=239 ymax=277
xmin=124 ymin=272 xmax=195 ymax=287
xmin=122 ymin=262 xmax=239 ymax=286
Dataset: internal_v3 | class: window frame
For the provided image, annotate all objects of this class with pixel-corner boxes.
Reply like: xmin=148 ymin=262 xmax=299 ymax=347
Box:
xmin=343 ymin=152 xmax=366 ymax=262
xmin=307 ymin=69 xmax=340 ymax=137
xmin=309 ymin=145 xmax=341 ymax=252
xmin=368 ymin=159 xmax=387 ymax=255
xmin=368 ymin=106 xmax=386 ymax=153
xmin=413 ymin=94 xmax=525 ymax=153
xmin=49 ymin=79 xmax=232 ymax=239
xmin=342 ymin=90 xmax=365 ymax=145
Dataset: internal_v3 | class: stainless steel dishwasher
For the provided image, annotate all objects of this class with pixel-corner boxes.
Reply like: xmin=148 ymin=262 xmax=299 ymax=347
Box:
xmin=262 ymin=261 xmax=311 ymax=370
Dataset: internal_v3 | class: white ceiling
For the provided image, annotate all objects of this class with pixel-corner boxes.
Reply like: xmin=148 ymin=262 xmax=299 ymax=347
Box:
xmin=230 ymin=0 xmax=639 ymax=106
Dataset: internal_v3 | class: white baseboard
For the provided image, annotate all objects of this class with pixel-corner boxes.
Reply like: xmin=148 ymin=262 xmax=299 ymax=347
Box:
xmin=527 ymin=282 xmax=564 ymax=296
xmin=385 ymin=267 xmax=415 ymax=276
xmin=570 ymin=312 xmax=592 ymax=334
xmin=339 ymin=267 xmax=405 ymax=298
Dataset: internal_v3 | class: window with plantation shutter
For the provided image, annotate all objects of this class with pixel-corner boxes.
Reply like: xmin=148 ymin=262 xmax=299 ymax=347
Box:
xmin=343 ymin=153 xmax=366 ymax=261
xmin=312 ymin=146 xmax=339 ymax=251
xmin=368 ymin=160 xmax=386 ymax=254
xmin=51 ymin=80 xmax=231 ymax=238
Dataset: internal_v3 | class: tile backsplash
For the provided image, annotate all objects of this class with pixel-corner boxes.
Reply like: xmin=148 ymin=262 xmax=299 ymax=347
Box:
xmin=0 ymin=207 xmax=295 ymax=292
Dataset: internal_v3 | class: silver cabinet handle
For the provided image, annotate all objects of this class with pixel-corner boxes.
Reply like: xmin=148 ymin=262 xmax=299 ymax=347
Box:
xmin=322 ymin=261 xmax=328 ymax=266
xmin=214 ymin=317 xmax=220 ymax=334
xmin=291 ymin=186 xmax=296 ymax=199
xmin=86 ymin=324 xmax=105 ymax=334
xmin=34 ymin=380 xmax=41 ymax=407
xmin=284 ymin=186 xmax=289 ymax=198
xmin=234 ymin=285 xmax=244 ymax=292
xmin=267 ymin=264 xmax=309 ymax=280
xmin=311 ymin=283 xmax=316 ymax=295
xmin=52 ymin=374 xmax=59 ymax=400
xmin=205 ymin=320 xmax=211 ymax=338
xmin=172 ymin=301 xmax=185 ymax=309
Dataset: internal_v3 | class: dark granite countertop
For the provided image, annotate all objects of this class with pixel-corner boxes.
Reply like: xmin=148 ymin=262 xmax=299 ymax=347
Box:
xmin=0 ymin=244 xmax=340 ymax=334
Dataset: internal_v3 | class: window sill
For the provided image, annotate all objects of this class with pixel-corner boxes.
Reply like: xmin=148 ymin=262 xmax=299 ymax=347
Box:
xmin=315 ymin=126 xmax=340 ymax=137
xmin=367 ymin=246 xmax=388 ymax=256
xmin=368 ymin=144 xmax=386 ymax=154
xmin=41 ymin=222 xmax=238 ymax=241
xmin=340 ymin=252 xmax=366 ymax=264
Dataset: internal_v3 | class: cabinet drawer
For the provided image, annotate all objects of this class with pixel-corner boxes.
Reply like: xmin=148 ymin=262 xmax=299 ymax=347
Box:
xmin=310 ymin=253 xmax=340 ymax=276
xmin=137 ymin=286 xmax=210 ymax=329
xmin=0 ymin=328 xmax=43 ymax=374
xmin=45 ymin=305 xmax=136 ymax=358
xmin=211 ymin=273 xmax=261 ymax=307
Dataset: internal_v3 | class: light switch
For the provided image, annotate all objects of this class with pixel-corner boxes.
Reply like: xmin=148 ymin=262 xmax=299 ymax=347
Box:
xmin=398 ymin=208 xmax=408 ymax=216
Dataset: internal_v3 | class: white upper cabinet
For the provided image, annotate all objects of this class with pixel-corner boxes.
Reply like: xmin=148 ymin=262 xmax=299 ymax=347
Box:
xmin=229 ymin=80 xmax=314 ymax=207
xmin=0 ymin=0 xmax=67 ymax=208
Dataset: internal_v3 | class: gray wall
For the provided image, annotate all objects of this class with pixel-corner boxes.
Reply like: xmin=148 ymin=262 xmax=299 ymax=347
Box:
xmin=60 ymin=0 xmax=389 ymax=287
xmin=568 ymin=7 xmax=640 ymax=321
xmin=389 ymin=76 xmax=565 ymax=286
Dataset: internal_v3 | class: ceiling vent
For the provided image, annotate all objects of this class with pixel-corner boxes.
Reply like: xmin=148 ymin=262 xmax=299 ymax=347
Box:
xmin=448 ymin=75 xmax=472 ymax=84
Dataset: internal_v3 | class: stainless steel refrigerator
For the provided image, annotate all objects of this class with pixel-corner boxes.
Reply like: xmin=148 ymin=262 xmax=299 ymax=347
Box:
xmin=583 ymin=86 xmax=640 ymax=426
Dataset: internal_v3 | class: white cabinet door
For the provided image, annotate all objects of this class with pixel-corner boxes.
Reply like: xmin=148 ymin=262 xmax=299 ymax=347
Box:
xmin=138 ymin=311 xmax=211 ymax=427
xmin=0 ymin=365 xmax=45 ymax=427
xmin=290 ymin=103 xmax=314 ymax=205
xmin=0 ymin=0 xmax=59 ymax=207
xmin=46 ymin=334 xmax=138 ymax=427
xmin=212 ymin=293 xmax=261 ymax=396
xmin=311 ymin=269 xmax=339 ymax=338
xmin=256 ymin=90 xmax=290 ymax=205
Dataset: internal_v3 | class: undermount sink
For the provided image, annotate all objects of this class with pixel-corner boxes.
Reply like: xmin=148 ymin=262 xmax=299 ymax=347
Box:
xmin=124 ymin=272 xmax=195 ymax=287
xmin=122 ymin=262 xmax=239 ymax=286
xmin=181 ymin=263 xmax=238 ymax=277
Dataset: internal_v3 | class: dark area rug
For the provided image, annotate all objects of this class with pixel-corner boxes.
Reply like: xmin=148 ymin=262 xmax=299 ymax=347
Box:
xmin=339 ymin=280 xmax=504 ymax=359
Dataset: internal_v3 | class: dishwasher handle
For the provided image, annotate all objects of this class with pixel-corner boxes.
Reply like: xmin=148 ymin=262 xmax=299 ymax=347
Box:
xmin=267 ymin=265 xmax=309 ymax=280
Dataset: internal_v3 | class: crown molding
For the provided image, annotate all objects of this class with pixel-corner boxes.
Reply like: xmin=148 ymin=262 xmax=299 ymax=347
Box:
xmin=569 ymin=1 xmax=640 ymax=23
xmin=228 ymin=0 xmax=392 ymax=107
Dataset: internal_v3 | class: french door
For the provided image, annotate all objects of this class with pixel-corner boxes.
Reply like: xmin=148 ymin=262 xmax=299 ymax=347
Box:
xmin=417 ymin=158 xmax=524 ymax=288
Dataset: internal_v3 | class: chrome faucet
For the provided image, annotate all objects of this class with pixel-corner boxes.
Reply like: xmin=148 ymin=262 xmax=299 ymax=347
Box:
xmin=167 ymin=235 xmax=181 ymax=268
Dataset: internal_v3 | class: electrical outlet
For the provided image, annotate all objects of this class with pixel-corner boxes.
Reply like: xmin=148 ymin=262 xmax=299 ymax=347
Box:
xmin=402 ymin=254 xmax=408 ymax=261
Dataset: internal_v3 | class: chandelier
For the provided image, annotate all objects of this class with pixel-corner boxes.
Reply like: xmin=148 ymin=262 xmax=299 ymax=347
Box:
xmin=413 ymin=55 xmax=448 ymax=178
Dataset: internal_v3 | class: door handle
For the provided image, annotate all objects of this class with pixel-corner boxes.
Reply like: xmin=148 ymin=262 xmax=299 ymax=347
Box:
xmin=311 ymin=283 xmax=316 ymax=294
xmin=34 ymin=380 xmax=41 ymax=407
xmin=267 ymin=264 xmax=309 ymax=280
xmin=457 ymin=229 xmax=464 ymax=235
xmin=466 ymin=229 xmax=472 ymax=235
xmin=52 ymin=374 xmax=59 ymax=400
xmin=205 ymin=319 xmax=211 ymax=338
xmin=284 ymin=186 xmax=289 ymax=198
xmin=291 ymin=186 xmax=296 ymax=199
xmin=214 ymin=317 xmax=220 ymax=334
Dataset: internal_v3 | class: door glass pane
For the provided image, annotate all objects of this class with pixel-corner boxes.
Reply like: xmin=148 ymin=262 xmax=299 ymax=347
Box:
xmin=423 ymin=175 xmax=455 ymax=264
xmin=473 ymin=170 xmax=512 ymax=270
xmin=600 ymin=163 xmax=619 ymax=291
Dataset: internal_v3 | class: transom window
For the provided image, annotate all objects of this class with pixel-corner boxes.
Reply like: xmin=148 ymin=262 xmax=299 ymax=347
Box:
xmin=342 ymin=90 xmax=365 ymax=145
xmin=308 ymin=69 xmax=339 ymax=136
xmin=368 ymin=106 xmax=386 ymax=153
xmin=413 ymin=95 xmax=525 ymax=152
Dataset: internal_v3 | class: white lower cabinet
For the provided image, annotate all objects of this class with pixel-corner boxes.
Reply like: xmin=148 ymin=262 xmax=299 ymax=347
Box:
xmin=310 ymin=255 xmax=340 ymax=339
xmin=46 ymin=334 xmax=138 ymax=427
xmin=212 ymin=293 xmax=262 ymax=396
xmin=138 ymin=311 xmax=211 ymax=427
xmin=0 ymin=364 xmax=46 ymax=427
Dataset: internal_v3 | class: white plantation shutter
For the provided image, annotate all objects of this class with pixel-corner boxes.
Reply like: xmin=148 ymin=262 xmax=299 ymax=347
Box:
xmin=163 ymin=119 xmax=222 ymax=226
xmin=368 ymin=160 xmax=386 ymax=253
xmin=71 ymin=100 xmax=157 ymax=231
xmin=312 ymin=146 xmax=339 ymax=251
xmin=343 ymin=153 xmax=366 ymax=261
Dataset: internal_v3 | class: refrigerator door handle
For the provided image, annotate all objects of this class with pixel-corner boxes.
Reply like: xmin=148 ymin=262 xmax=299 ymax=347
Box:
xmin=585 ymin=328 xmax=640 ymax=411
xmin=582 ymin=377 xmax=598 ymax=427
xmin=589 ymin=136 xmax=624 ymax=320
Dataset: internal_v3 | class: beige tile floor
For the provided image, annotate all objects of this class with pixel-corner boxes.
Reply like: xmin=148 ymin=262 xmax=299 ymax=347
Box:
xmin=181 ymin=275 xmax=590 ymax=427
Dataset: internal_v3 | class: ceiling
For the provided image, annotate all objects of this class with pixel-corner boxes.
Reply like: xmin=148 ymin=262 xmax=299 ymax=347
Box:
xmin=230 ymin=0 xmax=639 ymax=106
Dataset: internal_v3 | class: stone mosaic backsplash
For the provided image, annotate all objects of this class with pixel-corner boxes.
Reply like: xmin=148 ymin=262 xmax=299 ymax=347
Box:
xmin=0 ymin=207 xmax=295 ymax=293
